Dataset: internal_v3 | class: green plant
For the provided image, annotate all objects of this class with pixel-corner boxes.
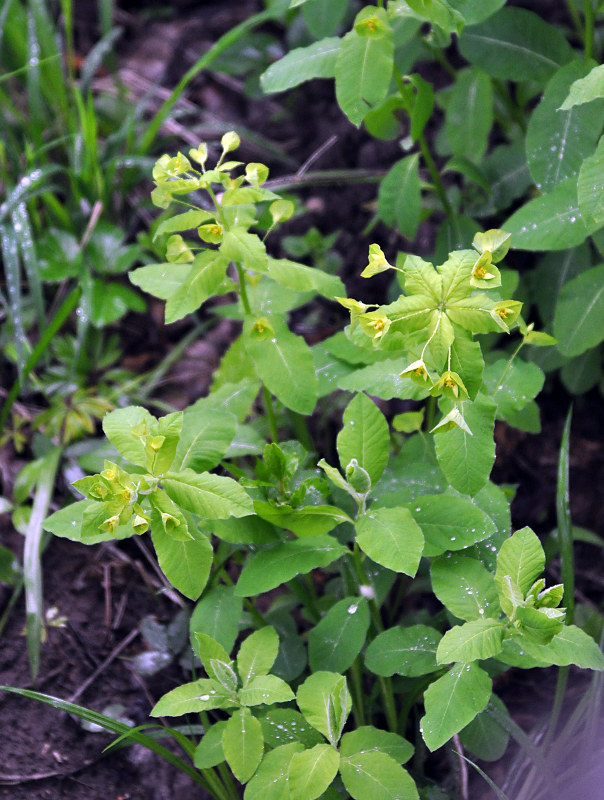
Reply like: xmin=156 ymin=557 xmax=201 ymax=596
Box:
xmin=22 ymin=136 xmax=604 ymax=800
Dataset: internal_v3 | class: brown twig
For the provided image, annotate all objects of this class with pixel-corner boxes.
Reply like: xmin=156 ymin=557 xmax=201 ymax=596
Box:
xmin=68 ymin=627 xmax=139 ymax=704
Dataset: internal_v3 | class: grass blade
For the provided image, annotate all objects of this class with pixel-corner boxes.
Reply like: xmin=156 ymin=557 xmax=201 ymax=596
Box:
xmin=12 ymin=202 xmax=45 ymax=332
xmin=557 ymin=406 xmax=574 ymax=622
xmin=0 ymin=223 xmax=28 ymax=376
xmin=455 ymin=751 xmax=511 ymax=800
xmin=23 ymin=447 xmax=61 ymax=681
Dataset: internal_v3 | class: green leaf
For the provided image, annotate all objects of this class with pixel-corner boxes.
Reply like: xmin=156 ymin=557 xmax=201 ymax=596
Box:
xmin=308 ymin=597 xmax=370 ymax=672
xmin=221 ymin=229 xmax=267 ymax=273
xmin=410 ymin=493 xmax=497 ymax=556
xmin=288 ymin=744 xmax=340 ymax=800
xmin=483 ymin=359 xmax=545 ymax=421
xmin=254 ymin=501 xmax=352 ymax=537
xmin=302 ymin=0 xmax=348 ymax=38
xmin=239 ymin=674 xmax=295 ymax=706
xmin=192 ymin=633 xmax=232 ymax=680
xmin=194 ymin=721 xmax=227 ymax=768
xmin=259 ymin=710 xmax=324 ymax=749
xmin=443 ymin=68 xmax=493 ymax=163
xmin=431 ymin=554 xmax=499 ymax=620
xmin=514 ymin=624 xmax=604 ymax=670
xmin=260 ymin=37 xmax=341 ymax=93
xmin=338 ymin=357 xmax=430 ymax=401
xmin=504 ymin=177 xmax=588 ymax=251
xmin=335 ymin=16 xmax=394 ymax=126
xmin=434 ymin=394 xmax=497 ymax=496
xmin=560 ymin=63 xmax=604 ymax=110
xmin=172 ymin=407 xmax=236 ymax=472
xmin=235 ymin=535 xmax=348 ymax=596
xmin=222 ymin=708 xmax=264 ymax=784
xmin=459 ymin=695 xmax=510 ymax=761
xmin=237 ymin=626 xmax=279 ymax=686
xmin=526 ymin=61 xmax=604 ymax=193
xmin=554 ymin=265 xmax=604 ymax=356
xmin=377 ymin=155 xmax=421 ymax=239
xmin=243 ymin=315 xmax=318 ymax=415
xmin=467 ymin=140 xmax=531 ymax=218
xmin=211 ymin=516 xmax=279 ymax=545
xmin=151 ymin=678 xmax=237 ymax=717
xmin=365 ymin=625 xmax=442 ymax=677
xmin=149 ymin=490 xmax=192 ymax=541
xmin=340 ymin=726 xmax=414 ymax=764
xmin=340 ymin=750 xmax=418 ymax=800
xmin=150 ymin=522 xmax=212 ymax=600
xmin=448 ymin=0 xmax=505 ymax=25
xmin=102 ymin=406 xmax=155 ymax=467
xmin=407 ymin=0 xmax=464 ymax=33
xmin=244 ymin=742 xmax=304 ymax=800
xmin=420 ymin=662 xmax=492 ymax=751
xmin=495 ymin=525 xmax=544 ymax=599
xmin=165 ymin=252 xmax=229 ymax=324
xmin=337 ymin=393 xmax=389 ymax=486
xmin=129 ymin=263 xmax=192 ymax=300
xmin=355 ymin=507 xmax=424 ymax=576
xmin=155 ymin=209 xmax=216 ymax=239
xmin=190 ymin=585 xmax=242 ymax=653
xmin=578 ymin=135 xmax=604 ymax=232
xmin=437 ymin=618 xmax=505 ymax=663
xmin=458 ymin=8 xmax=573 ymax=84
xmin=514 ymin=606 xmax=564 ymax=644
xmin=296 ymin=671 xmax=351 ymax=745
xmin=266 ymin=258 xmax=345 ymax=298
xmin=204 ymin=376 xmax=260 ymax=422
xmin=43 ymin=500 xmax=117 ymax=544
xmin=163 ymin=470 xmax=253 ymax=519
xmin=88 ymin=280 xmax=146 ymax=327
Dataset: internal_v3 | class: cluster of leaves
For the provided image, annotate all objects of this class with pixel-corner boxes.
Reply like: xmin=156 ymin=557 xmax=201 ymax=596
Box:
xmin=260 ymin=0 xmax=604 ymax=396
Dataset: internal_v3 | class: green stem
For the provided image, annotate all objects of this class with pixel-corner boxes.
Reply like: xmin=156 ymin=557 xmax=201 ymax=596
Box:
xmin=263 ymin=385 xmax=279 ymax=444
xmin=565 ymin=0 xmax=584 ymax=37
xmin=557 ymin=407 xmax=574 ymax=623
xmin=584 ymin=0 xmax=594 ymax=60
xmin=221 ymin=572 xmax=268 ymax=628
xmin=418 ymin=132 xmax=454 ymax=218
xmin=349 ymin=655 xmax=366 ymax=727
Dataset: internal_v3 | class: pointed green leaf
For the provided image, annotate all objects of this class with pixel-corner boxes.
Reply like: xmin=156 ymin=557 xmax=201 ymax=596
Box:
xmin=459 ymin=694 xmax=510 ymax=761
xmin=129 ymin=263 xmax=192 ymax=300
xmin=421 ymin=663 xmax=492 ymax=751
xmin=244 ymin=742 xmax=304 ymax=800
xmin=190 ymin=585 xmax=242 ymax=653
xmin=237 ymin=626 xmax=279 ymax=686
xmin=165 ymin=252 xmax=229 ymax=323
xmin=260 ymin=37 xmax=341 ymax=93
xmin=554 ymin=265 xmax=604 ymax=357
xmin=151 ymin=678 xmax=237 ymax=717
xmin=239 ymin=674 xmax=295 ymax=706
xmin=288 ymin=744 xmax=340 ymax=800
xmin=355 ymin=507 xmax=424 ymax=576
xmin=102 ymin=406 xmax=155 ymax=467
xmin=172 ymin=407 xmax=236 ymax=472
xmin=410 ymin=493 xmax=497 ymax=556
xmin=163 ymin=470 xmax=253 ymax=518
xmin=443 ymin=68 xmax=493 ymax=163
xmin=365 ymin=625 xmax=442 ymax=677
xmin=266 ymin=258 xmax=344 ymax=298
xmin=340 ymin=726 xmax=414 ymax=764
xmin=495 ymin=526 xmax=545 ymax=597
xmin=340 ymin=750 xmax=418 ymax=800
xmin=578 ymin=134 xmax=604 ymax=233
xmin=337 ymin=393 xmax=389 ymax=486
xmin=378 ymin=155 xmax=421 ymax=239
xmin=296 ymin=672 xmax=351 ymax=745
xmin=194 ymin=721 xmax=227 ymax=768
xmin=308 ymin=597 xmax=370 ymax=672
xmin=150 ymin=521 xmax=212 ymax=600
xmin=254 ymin=501 xmax=352 ymax=537
xmin=514 ymin=624 xmax=604 ymax=670
xmin=235 ymin=535 xmax=348 ymax=597
xmin=221 ymin=229 xmax=267 ymax=273
xmin=222 ymin=708 xmax=264 ymax=784
xmin=258 ymin=710 xmax=324 ymax=749
xmin=437 ymin=618 xmax=505 ymax=663
xmin=192 ymin=633 xmax=232 ymax=680
xmin=483 ymin=358 xmax=545 ymax=421
xmin=560 ymin=62 xmax=604 ymax=109
xmin=431 ymin=554 xmax=499 ymax=620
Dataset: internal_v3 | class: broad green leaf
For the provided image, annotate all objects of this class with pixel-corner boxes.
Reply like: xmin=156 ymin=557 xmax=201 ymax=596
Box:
xmin=260 ymin=37 xmax=341 ymax=94
xmin=336 ymin=393 xmax=389 ymax=486
xmin=204 ymin=377 xmax=260 ymax=422
xmin=237 ymin=626 xmax=279 ymax=686
xmin=378 ymin=155 xmax=421 ymax=239
xmin=340 ymin=726 xmax=414 ymax=764
xmin=578 ymin=135 xmax=604 ymax=233
xmin=163 ymin=470 xmax=253 ymax=519
xmin=308 ymin=597 xmax=370 ymax=672
xmin=154 ymin=209 xmax=215 ymax=239
xmin=243 ymin=315 xmax=318 ymax=415
xmin=221 ymin=228 xmax=267 ymax=273
xmin=151 ymin=678 xmax=237 ymax=717
xmin=150 ymin=518 xmax=212 ymax=601
xmin=88 ymin=279 xmax=146 ymax=327
xmin=43 ymin=500 xmax=122 ymax=544
xmin=192 ymin=633 xmax=232 ymax=680
xmin=458 ymin=8 xmax=573 ymax=84
xmin=560 ymin=347 xmax=601 ymax=394
xmin=194 ymin=721 xmax=227 ymax=768
xmin=514 ymin=624 xmax=604 ymax=670
xmin=238 ymin=674 xmax=295 ymax=706
xmin=410 ymin=493 xmax=497 ymax=556
xmin=505 ymin=177 xmax=588 ymax=251
xmin=495 ymin=526 xmax=544 ymax=600
xmin=406 ymin=0 xmax=464 ymax=33
xmin=222 ymin=708 xmax=264 ymax=783
xmin=244 ymin=742 xmax=304 ymax=800
xmin=253 ymin=501 xmax=352 ymax=537
xmin=459 ymin=694 xmax=510 ymax=761
xmin=514 ymin=606 xmax=564 ymax=644
xmin=149 ymin=490 xmax=192 ymax=541
xmin=259 ymin=709 xmax=324 ymax=749
xmin=312 ymin=344 xmax=355 ymax=396
xmin=448 ymin=0 xmax=505 ymax=24
xmin=554 ymin=265 xmax=604 ymax=356
xmin=355 ymin=507 xmax=424 ymax=576
xmin=437 ymin=618 xmax=505 ymax=663
xmin=266 ymin=258 xmax=344 ymax=298
xmin=365 ymin=625 xmax=442 ymax=677
xmin=531 ymin=244 xmax=592 ymax=323
xmin=129 ymin=263 xmax=192 ymax=300
xmin=431 ymin=554 xmax=499 ymax=620
xmin=467 ymin=140 xmax=531 ymax=218
xmin=443 ymin=68 xmax=492 ymax=163
xmin=338 ymin=357 xmax=430 ymax=401
xmin=335 ymin=16 xmax=394 ymax=126
xmin=449 ymin=332 xmax=484 ymax=401
xmin=434 ymin=394 xmax=497 ymax=496
xmin=483 ymin=358 xmax=545 ymax=421
xmin=302 ymin=0 xmax=348 ymax=38
xmin=526 ymin=61 xmax=604 ymax=192
xmin=190 ymin=585 xmax=242 ymax=653
xmin=340 ymin=750 xmax=418 ymax=800
xmin=420 ymin=662 xmax=492 ymax=751
xmin=560 ymin=63 xmax=604 ymax=110
xmin=235 ymin=535 xmax=348 ymax=596
xmin=172 ymin=408 xmax=236 ymax=472
xmin=165 ymin=252 xmax=229 ymax=323
xmin=296 ymin=672 xmax=351 ymax=744
xmin=102 ymin=406 xmax=155 ymax=467
xmin=211 ymin=516 xmax=279 ymax=545
xmin=288 ymin=744 xmax=340 ymax=800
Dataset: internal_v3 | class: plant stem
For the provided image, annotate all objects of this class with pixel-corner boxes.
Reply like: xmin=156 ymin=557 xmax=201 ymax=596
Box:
xmin=349 ymin=655 xmax=366 ymax=727
xmin=263 ymin=385 xmax=279 ymax=443
xmin=557 ymin=407 xmax=574 ymax=623
xmin=584 ymin=0 xmax=594 ymax=60
xmin=418 ymin=132 xmax=454 ymax=218
xmin=565 ymin=0 xmax=584 ymax=37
